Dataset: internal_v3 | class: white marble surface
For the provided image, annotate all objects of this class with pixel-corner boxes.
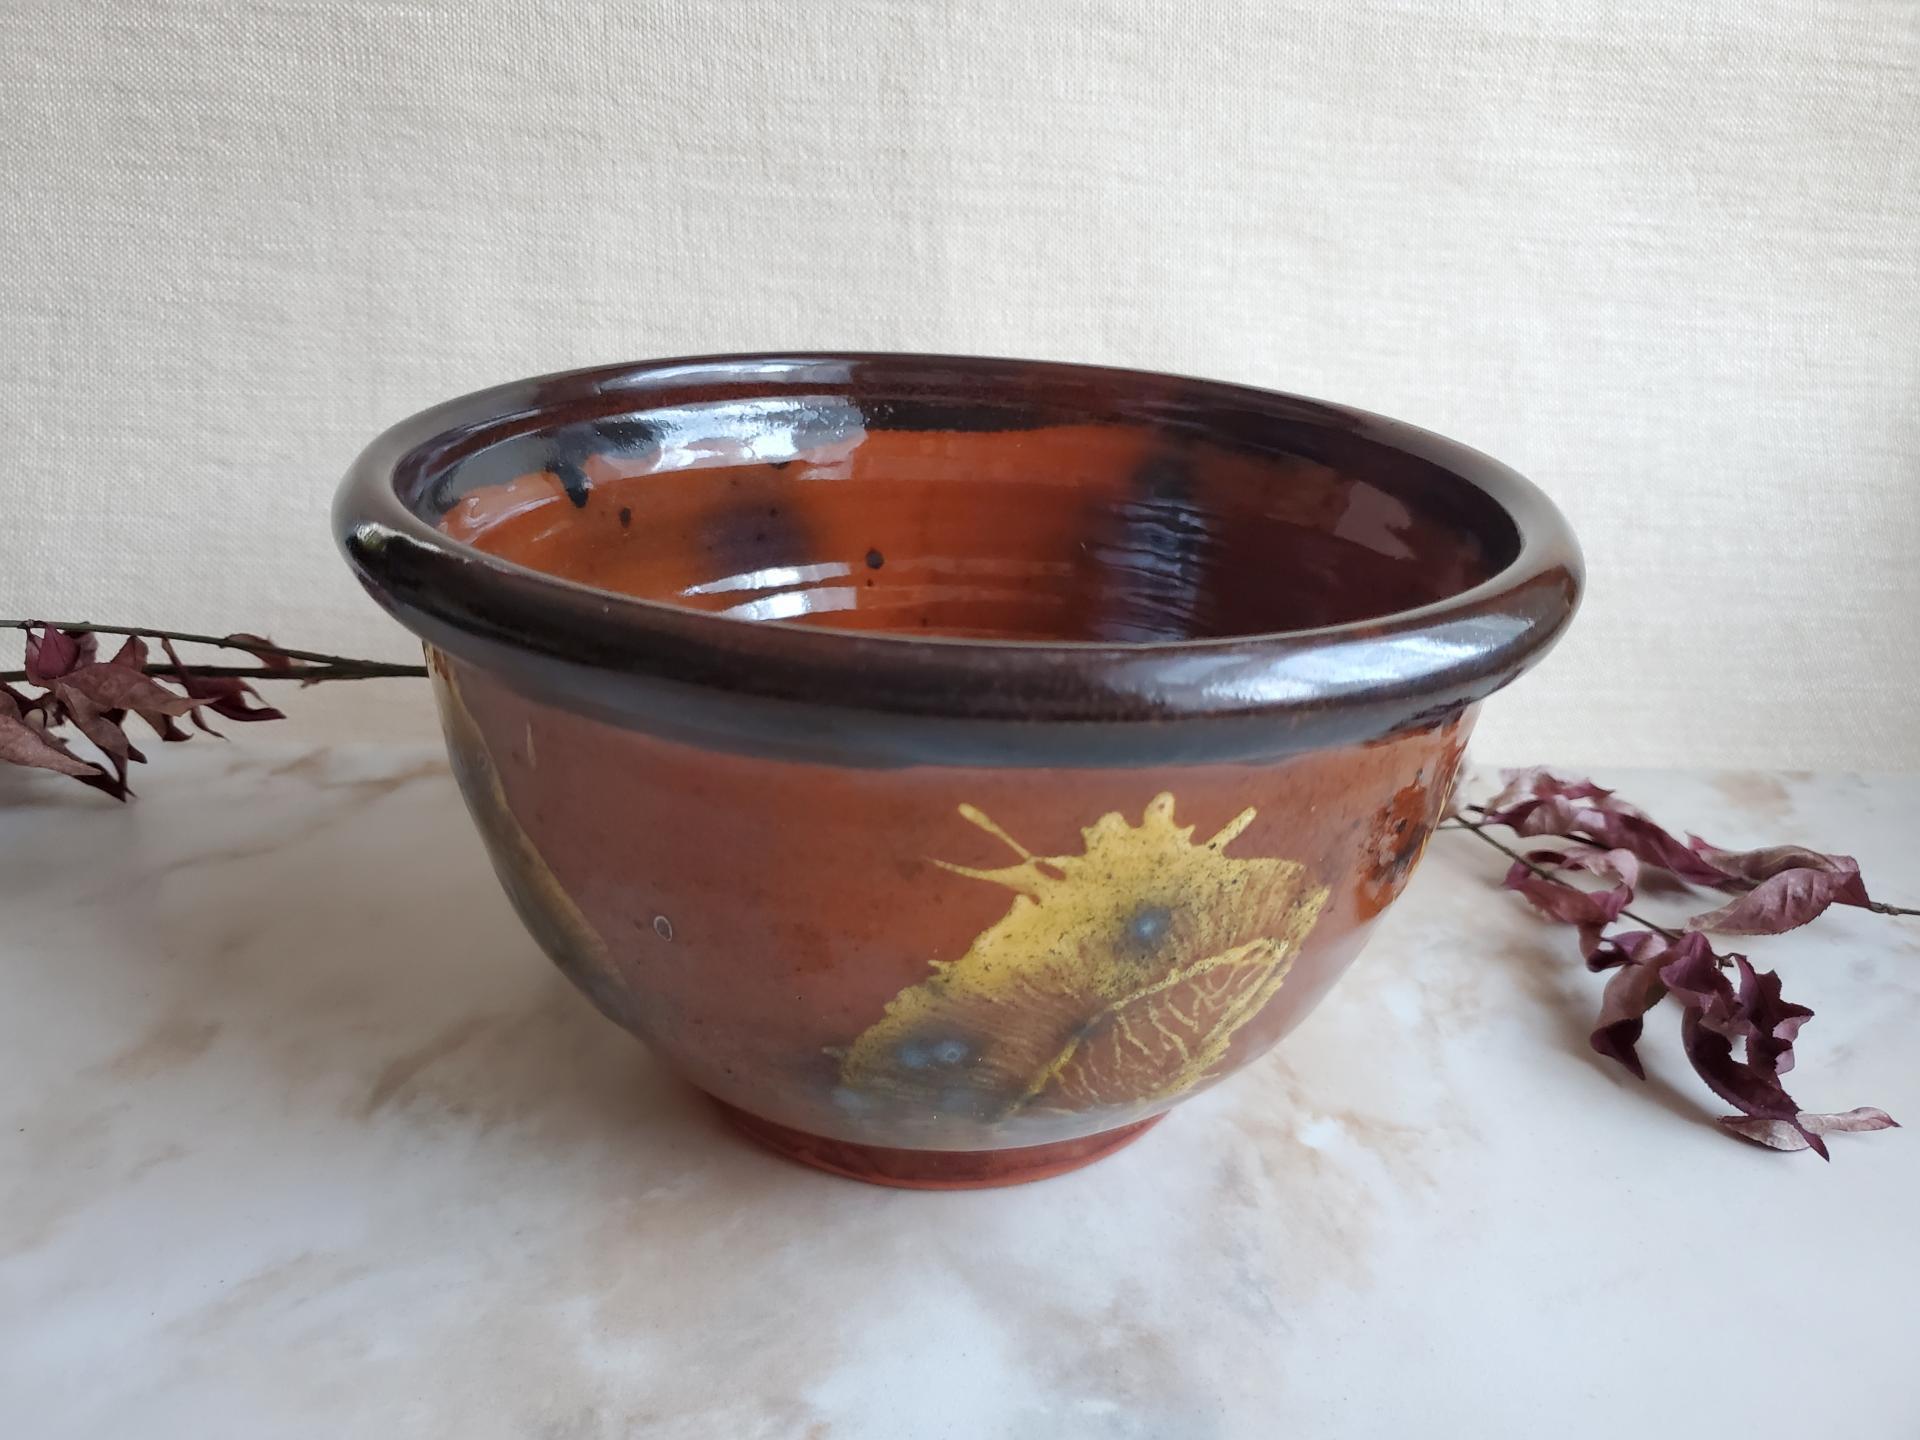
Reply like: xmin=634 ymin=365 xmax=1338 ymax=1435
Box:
xmin=2 ymin=747 xmax=1915 ymax=1438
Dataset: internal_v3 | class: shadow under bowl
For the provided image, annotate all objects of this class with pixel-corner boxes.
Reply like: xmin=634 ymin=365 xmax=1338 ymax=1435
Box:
xmin=335 ymin=352 xmax=1581 ymax=1188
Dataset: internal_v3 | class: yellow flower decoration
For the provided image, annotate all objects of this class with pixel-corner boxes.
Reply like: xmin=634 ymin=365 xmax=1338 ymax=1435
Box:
xmin=839 ymin=794 xmax=1328 ymax=1123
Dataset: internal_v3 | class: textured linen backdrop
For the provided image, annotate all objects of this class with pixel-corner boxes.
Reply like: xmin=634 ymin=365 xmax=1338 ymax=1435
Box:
xmin=3 ymin=1 xmax=1916 ymax=766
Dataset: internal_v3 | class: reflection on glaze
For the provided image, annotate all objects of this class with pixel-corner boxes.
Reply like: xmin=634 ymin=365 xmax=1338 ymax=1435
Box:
xmin=838 ymin=795 xmax=1328 ymax=1126
xmin=681 ymin=561 xmax=852 ymax=597
xmin=718 ymin=588 xmax=860 ymax=622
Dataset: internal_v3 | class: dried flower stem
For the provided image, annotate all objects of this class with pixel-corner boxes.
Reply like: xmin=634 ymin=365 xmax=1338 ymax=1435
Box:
xmin=1439 ymin=815 xmax=1683 ymax=941
xmin=1450 ymin=769 xmax=1911 ymax=1155
xmin=0 ymin=661 xmax=424 ymax=684
xmin=0 ymin=620 xmax=428 ymax=683
xmin=1863 ymin=898 xmax=1920 ymax=918
xmin=1440 ymin=812 xmax=1918 ymax=921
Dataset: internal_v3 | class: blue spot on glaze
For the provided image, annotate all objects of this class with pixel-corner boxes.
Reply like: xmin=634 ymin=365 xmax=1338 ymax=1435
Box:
xmin=897 ymin=1035 xmax=974 ymax=1070
xmin=1126 ymin=904 xmax=1174 ymax=949
xmin=830 ymin=1085 xmax=877 ymax=1115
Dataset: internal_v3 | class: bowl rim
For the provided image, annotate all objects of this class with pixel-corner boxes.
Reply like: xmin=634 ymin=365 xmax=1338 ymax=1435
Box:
xmin=334 ymin=351 xmax=1582 ymax=742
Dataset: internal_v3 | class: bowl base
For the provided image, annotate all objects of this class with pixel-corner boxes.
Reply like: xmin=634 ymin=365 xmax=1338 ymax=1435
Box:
xmin=711 ymin=1100 xmax=1163 ymax=1189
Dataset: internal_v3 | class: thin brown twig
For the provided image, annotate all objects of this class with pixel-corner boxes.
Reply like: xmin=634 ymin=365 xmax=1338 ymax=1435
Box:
xmin=1442 ymin=813 xmax=1919 ymax=925
xmin=2 ymin=619 xmax=396 ymax=670
xmin=1438 ymin=815 xmax=1683 ymax=941
xmin=0 ymin=662 xmax=427 ymax=684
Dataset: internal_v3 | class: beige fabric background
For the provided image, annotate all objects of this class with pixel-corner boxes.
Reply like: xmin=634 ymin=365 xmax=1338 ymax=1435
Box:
xmin=4 ymin=0 xmax=1916 ymax=766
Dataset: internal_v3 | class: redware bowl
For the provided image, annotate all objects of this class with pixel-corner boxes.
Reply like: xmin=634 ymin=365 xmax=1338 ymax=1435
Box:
xmin=335 ymin=353 xmax=1580 ymax=1188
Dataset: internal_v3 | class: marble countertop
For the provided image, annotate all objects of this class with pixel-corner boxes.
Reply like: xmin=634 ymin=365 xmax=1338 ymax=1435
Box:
xmin=2 ymin=747 xmax=1914 ymax=1438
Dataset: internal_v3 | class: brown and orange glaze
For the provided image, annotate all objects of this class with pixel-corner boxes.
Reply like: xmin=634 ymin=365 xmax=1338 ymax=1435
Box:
xmin=337 ymin=353 xmax=1581 ymax=1187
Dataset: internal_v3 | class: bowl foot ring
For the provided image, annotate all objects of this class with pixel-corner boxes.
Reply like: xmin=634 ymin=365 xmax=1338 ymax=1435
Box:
xmin=711 ymin=1099 xmax=1164 ymax=1189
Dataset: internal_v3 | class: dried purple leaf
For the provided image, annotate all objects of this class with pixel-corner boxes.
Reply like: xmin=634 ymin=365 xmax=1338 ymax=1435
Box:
xmin=1503 ymin=845 xmax=1640 ymax=956
xmin=51 ymin=685 xmax=141 ymax=799
xmin=221 ymin=632 xmax=297 ymax=671
xmin=1687 ymin=865 xmax=1872 ymax=936
xmin=23 ymin=623 xmax=95 ymax=685
xmin=1485 ymin=767 xmax=1621 ymax=814
xmin=1719 ymin=1108 xmax=1899 ymax=1152
xmin=1658 ymin=935 xmax=1826 ymax=1157
xmin=1689 ymin=839 xmax=1866 ymax=887
xmin=0 ymin=688 xmax=102 ymax=778
xmin=31 ymin=637 xmax=208 ymax=798
xmin=1728 ymin=954 xmax=1814 ymax=1077
xmin=158 ymin=638 xmax=287 ymax=730
xmin=1556 ymin=844 xmax=1644 ymax=889
xmin=97 ymin=637 xmax=192 ymax=742
xmin=1677 ymin=1012 xmax=1824 ymax=1155
xmin=1483 ymin=771 xmax=1727 ymax=885
xmin=1591 ymin=958 xmax=1669 ymax=1080
xmin=1504 ymin=858 xmax=1633 ymax=928
xmin=1581 ymin=926 xmax=1670 ymax=973
xmin=56 ymin=645 xmax=200 ymax=726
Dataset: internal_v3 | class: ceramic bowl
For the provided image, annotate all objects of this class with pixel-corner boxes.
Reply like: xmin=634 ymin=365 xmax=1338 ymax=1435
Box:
xmin=335 ymin=353 xmax=1580 ymax=1188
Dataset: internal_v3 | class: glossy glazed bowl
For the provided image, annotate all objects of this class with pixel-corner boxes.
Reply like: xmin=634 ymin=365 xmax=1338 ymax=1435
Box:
xmin=335 ymin=353 xmax=1580 ymax=1188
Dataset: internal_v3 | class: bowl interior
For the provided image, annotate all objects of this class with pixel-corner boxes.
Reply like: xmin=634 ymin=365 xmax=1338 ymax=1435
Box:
xmin=425 ymin=380 xmax=1522 ymax=644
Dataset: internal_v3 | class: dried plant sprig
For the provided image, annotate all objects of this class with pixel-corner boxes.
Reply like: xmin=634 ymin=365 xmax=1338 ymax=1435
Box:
xmin=1446 ymin=770 xmax=1909 ymax=1158
xmin=1 ymin=620 xmax=426 ymax=799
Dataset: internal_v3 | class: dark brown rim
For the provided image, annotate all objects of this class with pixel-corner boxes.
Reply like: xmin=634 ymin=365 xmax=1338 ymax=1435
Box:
xmin=335 ymin=353 xmax=1581 ymax=764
